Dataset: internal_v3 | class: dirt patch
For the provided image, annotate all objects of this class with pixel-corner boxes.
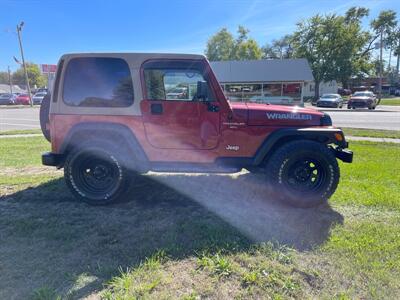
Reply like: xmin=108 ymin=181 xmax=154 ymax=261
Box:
xmin=0 ymin=166 xmax=61 ymax=176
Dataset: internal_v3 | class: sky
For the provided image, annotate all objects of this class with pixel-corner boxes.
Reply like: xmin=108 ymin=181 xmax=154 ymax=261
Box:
xmin=1 ymin=0 xmax=399 ymax=71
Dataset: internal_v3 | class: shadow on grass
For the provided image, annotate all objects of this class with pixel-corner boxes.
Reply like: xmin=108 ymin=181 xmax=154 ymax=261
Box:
xmin=0 ymin=171 xmax=342 ymax=299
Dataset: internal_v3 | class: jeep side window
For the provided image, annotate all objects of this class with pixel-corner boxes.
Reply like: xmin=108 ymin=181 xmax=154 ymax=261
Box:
xmin=143 ymin=63 xmax=214 ymax=101
xmin=63 ymin=57 xmax=134 ymax=107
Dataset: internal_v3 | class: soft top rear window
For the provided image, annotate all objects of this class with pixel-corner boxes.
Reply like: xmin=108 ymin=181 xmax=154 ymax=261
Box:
xmin=63 ymin=57 xmax=134 ymax=107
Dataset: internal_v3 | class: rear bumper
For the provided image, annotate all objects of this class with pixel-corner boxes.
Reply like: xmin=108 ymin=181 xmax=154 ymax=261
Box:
xmin=42 ymin=152 xmax=64 ymax=167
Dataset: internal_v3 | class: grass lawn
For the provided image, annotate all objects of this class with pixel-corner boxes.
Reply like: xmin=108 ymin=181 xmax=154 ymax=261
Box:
xmin=0 ymin=136 xmax=399 ymax=299
xmin=341 ymin=127 xmax=400 ymax=139
xmin=380 ymin=97 xmax=400 ymax=106
xmin=0 ymin=104 xmax=40 ymax=109
xmin=0 ymin=129 xmax=42 ymax=136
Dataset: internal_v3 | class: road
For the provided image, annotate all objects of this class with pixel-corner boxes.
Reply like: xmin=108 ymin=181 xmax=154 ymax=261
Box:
xmin=0 ymin=107 xmax=40 ymax=131
xmin=0 ymin=105 xmax=399 ymax=131
xmin=311 ymin=105 xmax=400 ymax=130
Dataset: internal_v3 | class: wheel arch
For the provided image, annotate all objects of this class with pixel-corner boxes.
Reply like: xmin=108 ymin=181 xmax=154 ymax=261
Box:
xmin=60 ymin=122 xmax=148 ymax=172
xmin=253 ymin=127 xmax=346 ymax=166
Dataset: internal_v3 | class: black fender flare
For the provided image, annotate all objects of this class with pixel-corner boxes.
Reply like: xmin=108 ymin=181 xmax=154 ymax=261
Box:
xmin=253 ymin=127 xmax=347 ymax=165
xmin=60 ymin=122 xmax=148 ymax=171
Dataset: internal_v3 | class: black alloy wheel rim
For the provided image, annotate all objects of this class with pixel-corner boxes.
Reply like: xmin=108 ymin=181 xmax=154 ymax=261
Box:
xmin=73 ymin=153 xmax=121 ymax=199
xmin=284 ymin=158 xmax=326 ymax=193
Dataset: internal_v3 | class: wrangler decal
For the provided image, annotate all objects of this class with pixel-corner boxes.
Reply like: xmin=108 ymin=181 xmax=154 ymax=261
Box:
xmin=266 ymin=112 xmax=313 ymax=120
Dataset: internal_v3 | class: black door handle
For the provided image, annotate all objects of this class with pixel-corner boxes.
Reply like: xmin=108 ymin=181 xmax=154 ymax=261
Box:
xmin=151 ymin=103 xmax=163 ymax=115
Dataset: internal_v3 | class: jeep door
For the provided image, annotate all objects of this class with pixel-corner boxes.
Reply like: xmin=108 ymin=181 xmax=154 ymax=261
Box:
xmin=140 ymin=60 xmax=220 ymax=150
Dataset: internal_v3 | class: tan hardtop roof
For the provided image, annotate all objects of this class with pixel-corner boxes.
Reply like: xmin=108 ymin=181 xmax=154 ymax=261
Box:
xmin=60 ymin=52 xmax=206 ymax=67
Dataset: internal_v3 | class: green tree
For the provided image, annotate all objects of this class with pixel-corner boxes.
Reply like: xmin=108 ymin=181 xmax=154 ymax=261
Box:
xmin=384 ymin=25 xmax=400 ymax=83
xmin=292 ymin=14 xmax=341 ymax=98
xmin=336 ymin=7 xmax=373 ymax=88
xmin=0 ymin=71 xmax=10 ymax=84
xmin=261 ymin=43 xmax=279 ymax=59
xmin=292 ymin=8 xmax=374 ymax=97
xmin=262 ymin=35 xmax=293 ymax=59
xmin=233 ymin=26 xmax=262 ymax=60
xmin=234 ymin=38 xmax=263 ymax=60
xmin=205 ymin=28 xmax=235 ymax=61
xmin=371 ymin=10 xmax=397 ymax=101
xmin=205 ymin=26 xmax=262 ymax=61
xmin=12 ymin=63 xmax=46 ymax=88
xmin=371 ymin=10 xmax=397 ymax=37
xmin=344 ymin=6 xmax=369 ymax=23
xmin=393 ymin=27 xmax=400 ymax=82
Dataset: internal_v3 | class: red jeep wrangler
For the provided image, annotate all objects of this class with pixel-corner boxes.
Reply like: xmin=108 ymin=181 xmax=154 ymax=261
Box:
xmin=40 ymin=53 xmax=353 ymax=208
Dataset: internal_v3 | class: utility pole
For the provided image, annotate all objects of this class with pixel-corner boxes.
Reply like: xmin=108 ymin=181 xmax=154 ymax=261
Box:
xmin=378 ymin=29 xmax=383 ymax=105
xmin=7 ymin=66 xmax=13 ymax=94
xmin=16 ymin=21 xmax=32 ymax=107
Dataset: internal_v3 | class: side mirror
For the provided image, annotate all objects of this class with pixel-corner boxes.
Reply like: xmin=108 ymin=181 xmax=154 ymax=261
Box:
xmin=196 ymin=81 xmax=208 ymax=101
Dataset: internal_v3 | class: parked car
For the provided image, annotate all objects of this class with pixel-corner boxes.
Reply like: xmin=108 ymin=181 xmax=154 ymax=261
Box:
xmin=40 ymin=52 xmax=353 ymax=208
xmin=316 ymin=94 xmax=344 ymax=108
xmin=337 ymin=88 xmax=352 ymax=96
xmin=166 ymin=87 xmax=188 ymax=100
xmin=15 ymin=94 xmax=31 ymax=105
xmin=35 ymin=88 xmax=48 ymax=94
xmin=0 ymin=93 xmax=16 ymax=105
xmin=32 ymin=92 xmax=47 ymax=105
xmin=347 ymin=91 xmax=377 ymax=109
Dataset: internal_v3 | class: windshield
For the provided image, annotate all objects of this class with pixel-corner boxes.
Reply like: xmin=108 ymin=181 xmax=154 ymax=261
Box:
xmin=321 ymin=94 xmax=338 ymax=98
xmin=354 ymin=92 xmax=373 ymax=97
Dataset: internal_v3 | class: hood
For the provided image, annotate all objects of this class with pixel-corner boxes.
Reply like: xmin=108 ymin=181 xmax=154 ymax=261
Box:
xmin=230 ymin=102 xmax=324 ymax=126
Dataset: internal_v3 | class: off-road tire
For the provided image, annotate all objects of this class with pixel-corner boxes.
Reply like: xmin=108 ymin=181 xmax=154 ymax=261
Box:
xmin=64 ymin=141 xmax=133 ymax=205
xmin=265 ymin=140 xmax=339 ymax=208
xmin=39 ymin=93 xmax=51 ymax=142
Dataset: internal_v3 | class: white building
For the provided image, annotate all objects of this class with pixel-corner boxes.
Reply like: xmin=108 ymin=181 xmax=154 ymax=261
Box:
xmin=303 ymin=81 xmax=338 ymax=99
xmin=210 ymin=59 xmax=337 ymax=105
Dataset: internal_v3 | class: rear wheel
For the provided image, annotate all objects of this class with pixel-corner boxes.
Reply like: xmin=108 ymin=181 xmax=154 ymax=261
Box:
xmin=265 ymin=140 xmax=339 ymax=208
xmin=64 ymin=143 xmax=133 ymax=205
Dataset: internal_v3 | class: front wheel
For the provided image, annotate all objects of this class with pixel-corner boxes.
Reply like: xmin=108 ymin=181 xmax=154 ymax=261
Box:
xmin=64 ymin=143 xmax=133 ymax=205
xmin=265 ymin=140 xmax=339 ymax=208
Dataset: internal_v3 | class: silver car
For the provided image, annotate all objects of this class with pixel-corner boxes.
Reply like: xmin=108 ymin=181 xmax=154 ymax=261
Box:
xmin=32 ymin=92 xmax=47 ymax=105
xmin=0 ymin=93 xmax=16 ymax=105
xmin=316 ymin=94 xmax=343 ymax=108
